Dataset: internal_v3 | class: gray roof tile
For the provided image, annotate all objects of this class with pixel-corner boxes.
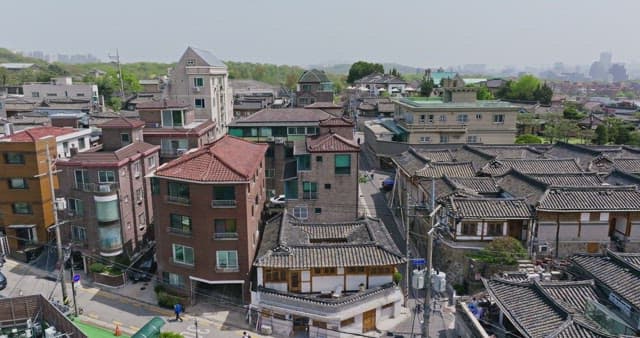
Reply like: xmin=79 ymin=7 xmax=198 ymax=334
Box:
xmin=481 ymin=158 xmax=584 ymax=176
xmin=449 ymin=198 xmax=531 ymax=219
xmin=537 ymin=186 xmax=640 ymax=211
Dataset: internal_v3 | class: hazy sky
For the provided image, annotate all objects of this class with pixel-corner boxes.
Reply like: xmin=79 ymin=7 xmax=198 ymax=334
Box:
xmin=2 ymin=0 xmax=638 ymax=68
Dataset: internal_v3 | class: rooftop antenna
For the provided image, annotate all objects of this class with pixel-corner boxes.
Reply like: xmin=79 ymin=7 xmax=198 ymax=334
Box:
xmin=108 ymin=49 xmax=126 ymax=101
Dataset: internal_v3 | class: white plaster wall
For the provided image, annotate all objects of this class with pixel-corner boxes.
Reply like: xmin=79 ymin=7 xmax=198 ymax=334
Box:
xmin=312 ymin=276 xmax=343 ymax=293
xmin=558 ymin=223 xmax=578 ymax=240
xmin=265 ymin=282 xmax=287 ymax=292
xmin=630 ymin=222 xmax=640 ymax=239
xmin=345 ymin=275 xmax=367 ymax=291
xmin=579 ymin=223 xmax=609 ymax=241
xmin=301 ymin=270 xmax=311 ymax=281
xmin=368 ymin=275 xmax=392 ymax=288
xmin=302 ymin=281 xmax=311 ymax=293
xmin=616 ymin=217 xmax=627 ymax=234
xmin=263 ymin=317 xmax=292 ymax=338
xmin=537 ymin=223 xmax=557 ymax=241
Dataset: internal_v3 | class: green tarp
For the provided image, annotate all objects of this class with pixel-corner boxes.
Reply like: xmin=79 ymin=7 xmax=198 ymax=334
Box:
xmin=131 ymin=316 xmax=165 ymax=338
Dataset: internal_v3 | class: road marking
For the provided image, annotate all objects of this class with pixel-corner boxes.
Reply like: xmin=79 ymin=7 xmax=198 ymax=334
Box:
xmin=88 ymin=313 xmax=99 ymax=319
xmin=130 ymin=326 xmax=140 ymax=331
xmin=113 ymin=320 xmax=123 ymax=326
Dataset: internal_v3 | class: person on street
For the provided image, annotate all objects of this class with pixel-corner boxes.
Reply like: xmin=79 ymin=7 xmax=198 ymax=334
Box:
xmin=174 ymin=303 xmax=183 ymax=322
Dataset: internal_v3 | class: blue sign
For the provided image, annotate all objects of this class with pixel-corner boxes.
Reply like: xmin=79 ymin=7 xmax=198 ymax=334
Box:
xmin=411 ymin=258 xmax=426 ymax=266
xmin=73 ymin=274 xmax=80 ymax=283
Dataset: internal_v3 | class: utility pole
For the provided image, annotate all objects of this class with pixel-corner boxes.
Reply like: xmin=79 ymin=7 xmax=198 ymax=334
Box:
xmin=44 ymin=145 xmax=69 ymax=305
xmin=404 ymin=188 xmax=410 ymax=308
xmin=69 ymin=246 xmax=78 ymax=317
xmin=109 ymin=49 xmax=125 ymax=100
xmin=423 ymin=205 xmax=441 ymax=338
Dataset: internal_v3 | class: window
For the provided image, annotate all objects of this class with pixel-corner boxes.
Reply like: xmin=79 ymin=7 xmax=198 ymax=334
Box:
xmin=439 ymin=114 xmax=447 ymax=122
xmin=120 ymin=133 xmax=130 ymax=145
xmin=162 ymin=110 xmax=185 ymax=128
xmin=313 ymin=267 xmax=337 ymax=275
xmin=293 ymin=206 xmax=308 ymax=220
xmin=439 ymin=135 xmax=449 ymax=144
xmin=147 ymin=156 xmax=156 ymax=169
xmin=168 ymin=182 xmax=190 ymax=204
xmin=78 ymin=138 xmax=86 ymax=150
xmin=301 ymin=84 xmax=312 ymax=92
xmin=581 ymin=212 xmax=590 ymax=222
xmin=186 ymin=59 xmax=195 ymax=66
xmin=74 ymin=169 xmax=88 ymax=189
xmin=169 ymin=214 xmax=192 ymax=235
xmin=98 ymin=171 xmax=116 ymax=183
xmin=428 ymin=114 xmax=434 ymax=123
xmin=4 ymin=152 xmax=24 ymax=164
xmin=493 ymin=114 xmax=505 ymax=123
xmin=135 ymin=188 xmax=143 ymax=203
xmin=216 ymin=250 xmax=238 ymax=270
xmin=172 ymin=244 xmax=194 ymax=265
xmin=335 ymin=154 xmax=351 ymax=175
xmin=8 ymin=178 xmax=28 ymax=189
xmin=467 ymin=135 xmax=479 ymax=143
xmin=476 ymin=113 xmax=482 ymax=120
xmin=46 ymin=93 xmax=57 ymax=97
xmin=382 ymin=303 xmax=394 ymax=310
xmin=76 ymin=93 xmax=85 ymax=97
xmin=213 ymin=186 xmax=236 ymax=206
xmin=419 ymin=136 xmax=431 ymax=143
xmin=324 ymin=183 xmax=331 ymax=189
xmin=297 ymin=154 xmax=311 ymax=171
xmin=461 ymin=222 xmax=477 ymax=236
xmin=151 ymin=177 xmax=160 ymax=195
xmin=133 ymin=161 xmax=141 ymax=178
xmin=265 ymin=169 xmax=275 ymax=178
xmin=162 ymin=272 xmax=185 ymax=287
xmin=214 ymin=219 xmax=238 ymax=239
xmin=195 ymin=98 xmax=205 ymax=108
xmin=12 ymin=202 xmax=32 ymax=214
xmin=419 ymin=114 xmax=426 ymax=123
xmin=487 ymin=222 xmax=503 ymax=236
xmin=264 ymin=269 xmax=287 ymax=282
xmin=68 ymin=198 xmax=83 ymax=216
xmin=31 ymin=92 xmax=39 ymax=98
xmin=316 ymin=156 xmax=323 ymax=162
xmin=457 ymin=114 xmax=468 ymax=123
xmin=71 ymin=225 xmax=87 ymax=242
xmin=193 ymin=77 xmax=204 ymax=87
xmin=314 ymin=208 xmax=322 ymax=214
xmin=138 ymin=212 xmax=145 ymax=225
xmin=302 ymin=181 xmax=318 ymax=200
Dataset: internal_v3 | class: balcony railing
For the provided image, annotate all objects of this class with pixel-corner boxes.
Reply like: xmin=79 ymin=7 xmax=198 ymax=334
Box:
xmin=216 ymin=265 xmax=239 ymax=273
xmin=165 ymin=195 xmax=190 ymax=205
xmin=74 ymin=182 xmax=119 ymax=193
xmin=211 ymin=200 xmax=237 ymax=208
xmin=398 ymin=120 xmax=467 ymax=132
xmin=214 ymin=232 xmax=239 ymax=240
xmin=302 ymin=192 xmax=318 ymax=200
xmin=168 ymin=227 xmax=192 ymax=236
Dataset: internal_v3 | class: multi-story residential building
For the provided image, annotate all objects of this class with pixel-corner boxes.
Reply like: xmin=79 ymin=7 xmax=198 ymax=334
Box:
xmin=251 ymin=211 xmax=405 ymax=337
xmin=353 ymin=73 xmax=407 ymax=96
xmin=288 ymin=126 xmax=360 ymax=222
xmin=151 ymin=135 xmax=268 ymax=303
xmin=295 ymin=69 xmax=334 ymax=107
xmin=227 ymin=108 xmax=333 ymax=196
xmin=167 ymin=47 xmax=232 ymax=140
xmin=136 ymin=99 xmax=216 ymax=163
xmin=0 ymin=126 xmax=92 ymax=159
xmin=56 ymin=117 xmax=160 ymax=259
xmin=0 ymin=134 xmax=57 ymax=260
xmin=390 ymin=86 xmax=520 ymax=144
xmin=22 ymin=76 xmax=99 ymax=105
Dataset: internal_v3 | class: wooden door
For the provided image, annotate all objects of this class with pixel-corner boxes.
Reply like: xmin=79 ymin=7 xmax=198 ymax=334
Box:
xmin=508 ymin=220 xmax=523 ymax=240
xmin=289 ymin=271 xmax=300 ymax=293
xmin=362 ymin=309 xmax=376 ymax=333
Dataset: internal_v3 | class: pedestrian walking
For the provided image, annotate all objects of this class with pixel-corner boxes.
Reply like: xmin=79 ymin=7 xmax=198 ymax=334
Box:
xmin=174 ymin=303 xmax=183 ymax=322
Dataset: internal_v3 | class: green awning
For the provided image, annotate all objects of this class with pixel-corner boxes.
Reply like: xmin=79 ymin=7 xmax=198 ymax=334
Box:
xmin=132 ymin=317 xmax=165 ymax=338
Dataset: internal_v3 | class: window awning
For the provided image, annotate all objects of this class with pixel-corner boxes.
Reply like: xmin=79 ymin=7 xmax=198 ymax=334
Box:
xmin=8 ymin=224 xmax=36 ymax=229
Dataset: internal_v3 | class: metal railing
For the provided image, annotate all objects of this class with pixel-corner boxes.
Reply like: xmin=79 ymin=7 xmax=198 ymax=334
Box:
xmin=165 ymin=195 xmax=190 ymax=205
xmin=214 ymin=232 xmax=239 ymax=240
xmin=168 ymin=227 xmax=192 ymax=236
xmin=211 ymin=200 xmax=236 ymax=208
xmin=73 ymin=182 xmax=119 ymax=193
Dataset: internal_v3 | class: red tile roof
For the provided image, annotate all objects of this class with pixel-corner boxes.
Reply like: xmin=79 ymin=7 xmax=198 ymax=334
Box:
xmin=319 ymin=116 xmax=354 ymax=127
xmin=136 ymin=99 xmax=190 ymax=110
xmin=98 ymin=117 xmax=145 ymax=129
xmin=155 ymin=135 xmax=268 ymax=182
xmin=0 ymin=126 xmax=80 ymax=142
xmin=57 ymin=142 xmax=159 ymax=167
xmin=306 ymin=132 xmax=360 ymax=153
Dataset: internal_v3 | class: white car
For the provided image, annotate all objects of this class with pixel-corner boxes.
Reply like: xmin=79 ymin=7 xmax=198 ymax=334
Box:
xmin=270 ymin=194 xmax=286 ymax=206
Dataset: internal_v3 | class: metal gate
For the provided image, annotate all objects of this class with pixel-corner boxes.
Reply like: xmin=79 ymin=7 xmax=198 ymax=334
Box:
xmin=0 ymin=234 xmax=9 ymax=256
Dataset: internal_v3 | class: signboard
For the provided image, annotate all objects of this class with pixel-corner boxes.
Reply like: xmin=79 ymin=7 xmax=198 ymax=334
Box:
xmin=73 ymin=274 xmax=80 ymax=283
xmin=411 ymin=258 xmax=426 ymax=266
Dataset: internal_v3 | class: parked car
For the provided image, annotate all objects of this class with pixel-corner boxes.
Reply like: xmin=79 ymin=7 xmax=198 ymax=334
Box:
xmin=0 ymin=271 xmax=6 ymax=291
xmin=381 ymin=178 xmax=395 ymax=191
xmin=128 ymin=257 xmax=157 ymax=283
xmin=269 ymin=194 xmax=286 ymax=206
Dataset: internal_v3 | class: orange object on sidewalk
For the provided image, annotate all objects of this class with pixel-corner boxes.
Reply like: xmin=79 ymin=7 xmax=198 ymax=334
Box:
xmin=114 ymin=324 xmax=121 ymax=336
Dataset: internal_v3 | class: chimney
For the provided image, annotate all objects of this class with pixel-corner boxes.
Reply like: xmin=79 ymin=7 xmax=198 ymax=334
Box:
xmin=4 ymin=122 xmax=13 ymax=136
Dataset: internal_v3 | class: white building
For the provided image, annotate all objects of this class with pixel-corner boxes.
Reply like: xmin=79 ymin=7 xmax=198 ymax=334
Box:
xmin=0 ymin=126 xmax=92 ymax=159
xmin=167 ymin=47 xmax=233 ymax=140
xmin=22 ymin=77 xmax=99 ymax=104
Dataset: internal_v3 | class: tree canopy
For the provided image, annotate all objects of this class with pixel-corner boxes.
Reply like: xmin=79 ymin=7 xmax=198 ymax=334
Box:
xmin=346 ymin=61 xmax=384 ymax=83
xmin=470 ymin=237 xmax=528 ymax=265
xmin=85 ymin=69 xmax=141 ymax=111
xmin=419 ymin=78 xmax=434 ymax=97
xmin=495 ymin=75 xmax=553 ymax=104
xmin=515 ymin=134 xmax=543 ymax=144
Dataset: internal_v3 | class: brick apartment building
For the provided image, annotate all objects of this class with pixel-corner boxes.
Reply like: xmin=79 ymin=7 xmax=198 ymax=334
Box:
xmin=151 ymin=135 xmax=268 ymax=302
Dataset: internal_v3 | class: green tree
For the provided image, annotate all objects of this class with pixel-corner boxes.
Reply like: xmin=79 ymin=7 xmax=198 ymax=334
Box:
xmin=515 ymin=134 xmax=543 ymax=144
xmin=534 ymin=83 xmax=553 ymax=105
xmin=543 ymin=113 xmax=578 ymax=143
xmin=471 ymin=237 xmax=527 ymax=265
xmin=594 ymin=125 xmax=609 ymax=144
xmin=91 ymin=69 xmax=140 ymax=111
xmin=346 ymin=61 xmax=384 ymax=83
xmin=476 ymin=86 xmax=495 ymax=100
xmin=508 ymin=75 xmax=540 ymax=101
xmin=419 ymin=78 xmax=434 ymax=97
xmin=160 ymin=332 xmax=184 ymax=338
xmin=563 ymin=106 xmax=585 ymax=120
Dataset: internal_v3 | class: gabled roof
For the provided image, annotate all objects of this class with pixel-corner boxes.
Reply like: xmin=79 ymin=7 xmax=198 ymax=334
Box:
xmin=415 ymin=161 xmax=475 ymax=178
xmin=610 ymin=251 xmax=640 ymax=269
xmin=186 ymin=46 xmax=226 ymax=68
xmin=480 ymin=158 xmax=583 ymax=176
xmin=154 ymin=135 xmax=268 ymax=182
xmin=537 ymin=185 xmax=640 ymax=212
xmin=306 ymin=132 xmax=359 ymax=153
xmin=467 ymin=145 xmax=544 ymax=160
xmin=411 ymin=148 xmax=455 ymax=162
xmin=353 ymin=73 xmax=407 ymax=85
xmin=448 ymin=197 xmax=531 ymax=219
xmin=525 ymin=172 xmax=603 ymax=186
xmin=230 ymin=108 xmax=332 ymax=125
xmin=298 ymin=69 xmax=330 ymax=83
xmin=254 ymin=212 xmax=404 ymax=269
xmin=98 ymin=116 xmax=145 ymax=129
xmin=443 ymin=176 xmax=500 ymax=194
xmin=318 ymin=116 xmax=354 ymax=127
xmin=612 ymin=158 xmax=640 ymax=174
xmin=0 ymin=126 xmax=80 ymax=142
xmin=135 ymin=99 xmax=190 ymax=110
xmin=604 ymin=168 xmax=640 ymax=186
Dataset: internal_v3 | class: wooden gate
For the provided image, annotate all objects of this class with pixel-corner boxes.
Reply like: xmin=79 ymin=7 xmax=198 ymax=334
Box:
xmin=363 ymin=309 xmax=376 ymax=333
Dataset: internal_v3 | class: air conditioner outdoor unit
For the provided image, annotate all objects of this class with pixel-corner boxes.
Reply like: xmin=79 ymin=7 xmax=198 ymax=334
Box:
xmin=176 ymin=148 xmax=187 ymax=155
xmin=274 ymin=137 xmax=285 ymax=144
xmin=193 ymin=86 xmax=201 ymax=93
xmin=266 ymin=136 xmax=275 ymax=142
xmin=538 ymin=244 xmax=549 ymax=253
xmin=55 ymin=198 xmax=67 ymax=211
xmin=98 ymin=184 xmax=111 ymax=193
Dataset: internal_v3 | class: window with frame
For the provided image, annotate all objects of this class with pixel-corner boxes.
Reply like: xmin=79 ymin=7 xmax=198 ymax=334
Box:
xmin=316 ymin=155 xmax=323 ymax=162
xmin=71 ymin=225 xmax=87 ymax=242
xmin=302 ymin=181 xmax=317 ymax=200
xmin=147 ymin=156 xmax=156 ymax=169
xmin=213 ymin=186 xmax=236 ymax=206
xmin=195 ymin=98 xmax=205 ymax=108
xmin=168 ymin=181 xmax=190 ymax=204
xmin=293 ymin=206 xmax=308 ymax=220
xmin=419 ymin=136 xmax=431 ymax=144
xmin=172 ymin=244 xmax=194 ymax=265
xmin=487 ymin=222 xmax=503 ymax=236
xmin=467 ymin=135 xmax=479 ymax=143
xmin=265 ymin=168 xmax=275 ymax=178
xmin=12 ymin=202 xmax=32 ymax=214
xmin=335 ymin=154 xmax=351 ymax=175
xmin=439 ymin=114 xmax=447 ymax=122
xmin=169 ymin=214 xmax=192 ymax=235
xmin=79 ymin=138 xmax=86 ymax=150
xmin=476 ymin=113 xmax=482 ymax=120
xmin=98 ymin=170 xmax=116 ymax=183
xmin=297 ymin=154 xmax=311 ymax=171
xmin=264 ymin=269 xmax=287 ymax=282
xmin=313 ymin=267 xmax=337 ymax=275
xmin=457 ymin=114 xmax=468 ymax=123
xmin=216 ymin=250 xmax=238 ymax=270
xmin=346 ymin=266 xmax=366 ymax=273
xmin=214 ymin=219 xmax=238 ymax=239
xmin=4 ymin=152 xmax=25 ymax=164
xmin=428 ymin=114 xmax=434 ymax=123
xmin=162 ymin=110 xmax=185 ymax=128
xmin=151 ymin=177 xmax=160 ymax=195
xmin=138 ymin=212 xmax=145 ymax=225
xmin=32 ymin=92 xmax=40 ymax=98
xmin=135 ymin=188 xmax=143 ymax=203
xmin=162 ymin=272 xmax=185 ymax=287
xmin=68 ymin=198 xmax=83 ymax=216
xmin=133 ymin=161 xmax=141 ymax=177
xmin=8 ymin=178 xmax=28 ymax=189
xmin=193 ymin=77 xmax=204 ymax=87
xmin=439 ymin=135 xmax=449 ymax=144
xmin=461 ymin=222 xmax=477 ymax=236
xmin=186 ymin=59 xmax=195 ymax=66
xmin=314 ymin=208 xmax=321 ymax=214
xmin=324 ymin=183 xmax=331 ymax=189
xmin=493 ymin=114 xmax=505 ymax=123
xmin=419 ymin=114 xmax=426 ymax=123
xmin=120 ymin=133 xmax=130 ymax=144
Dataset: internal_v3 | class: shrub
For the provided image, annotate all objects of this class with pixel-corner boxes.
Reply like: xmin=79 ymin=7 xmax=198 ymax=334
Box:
xmin=105 ymin=266 xmax=123 ymax=276
xmin=392 ymin=271 xmax=403 ymax=285
xmin=114 ymin=255 xmax=131 ymax=267
xmin=157 ymin=291 xmax=185 ymax=309
xmin=469 ymin=236 xmax=528 ymax=265
xmin=452 ymin=283 xmax=466 ymax=295
xmin=89 ymin=263 xmax=105 ymax=273
xmin=154 ymin=284 xmax=166 ymax=294
xmin=160 ymin=333 xmax=184 ymax=338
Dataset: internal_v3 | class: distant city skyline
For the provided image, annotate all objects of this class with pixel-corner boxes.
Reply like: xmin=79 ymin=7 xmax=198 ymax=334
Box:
xmin=2 ymin=0 xmax=640 ymax=69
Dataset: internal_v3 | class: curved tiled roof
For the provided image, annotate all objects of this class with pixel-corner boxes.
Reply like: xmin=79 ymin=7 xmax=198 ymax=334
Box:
xmin=449 ymin=198 xmax=531 ymax=219
xmin=481 ymin=158 xmax=584 ymax=176
xmin=538 ymin=280 xmax=599 ymax=313
xmin=306 ymin=133 xmax=359 ymax=153
xmin=98 ymin=116 xmax=145 ymax=129
xmin=537 ymin=186 xmax=640 ymax=211
xmin=525 ymin=173 xmax=603 ymax=186
xmin=444 ymin=176 xmax=500 ymax=194
xmin=154 ymin=135 xmax=268 ymax=182
xmin=255 ymin=244 xmax=404 ymax=268
xmin=415 ymin=161 xmax=475 ymax=178
xmin=612 ymin=158 xmax=640 ymax=174
xmin=318 ymin=116 xmax=354 ymax=127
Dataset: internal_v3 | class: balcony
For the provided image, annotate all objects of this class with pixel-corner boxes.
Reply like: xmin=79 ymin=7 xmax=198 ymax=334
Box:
xmin=74 ymin=182 xmax=119 ymax=194
xmin=214 ymin=232 xmax=239 ymax=240
xmin=398 ymin=120 xmax=467 ymax=133
xmin=216 ymin=265 xmax=239 ymax=273
xmin=211 ymin=200 xmax=237 ymax=208
xmin=165 ymin=195 xmax=190 ymax=206
xmin=302 ymin=192 xmax=318 ymax=200
xmin=168 ymin=227 xmax=192 ymax=236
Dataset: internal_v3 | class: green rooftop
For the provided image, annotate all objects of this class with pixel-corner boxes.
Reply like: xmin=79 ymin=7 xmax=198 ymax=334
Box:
xmin=396 ymin=97 xmax=520 ymax=109
xmin=74 ymin=319 xmax=131 ymax=338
